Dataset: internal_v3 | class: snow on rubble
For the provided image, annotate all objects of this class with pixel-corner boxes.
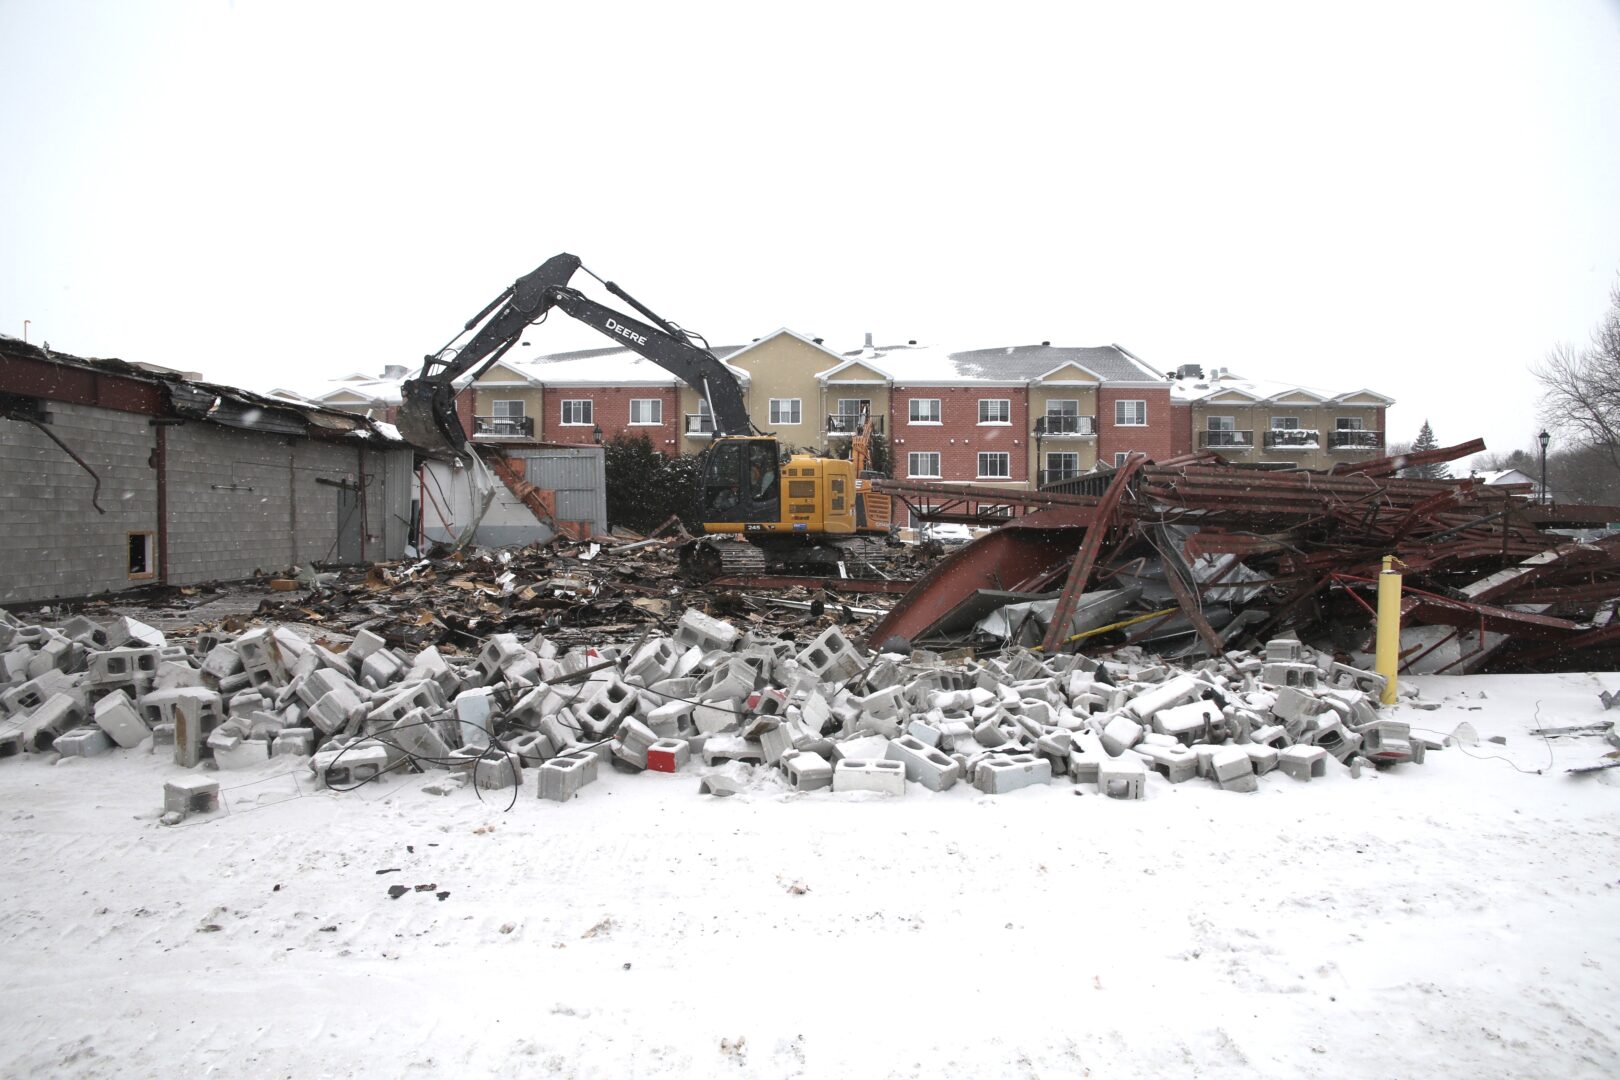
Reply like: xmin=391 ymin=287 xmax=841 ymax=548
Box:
xmin=2 ymin=604 xmax=1619 ymax=1079
xmin=2 ymin=603 xmax=1437 ymax=810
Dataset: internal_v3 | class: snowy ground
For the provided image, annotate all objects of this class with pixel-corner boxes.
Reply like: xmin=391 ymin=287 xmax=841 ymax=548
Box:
xmin=2 ymin=673 xmax=1618 ymax=1080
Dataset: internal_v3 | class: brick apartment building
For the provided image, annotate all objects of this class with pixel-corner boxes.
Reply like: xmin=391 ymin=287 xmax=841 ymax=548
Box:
xmin=292 ymin=330 xmax=1391 ymax=523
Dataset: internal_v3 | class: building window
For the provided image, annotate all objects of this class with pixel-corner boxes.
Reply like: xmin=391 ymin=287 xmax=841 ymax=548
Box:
xmin=1207 ymin=415 xmax=1234 ymax=431
xmin=978 ymin=398 xmax=1011 ymax=424
xmin=1044 ymin=451 xmax=1079 ymax=482
xmin=561 ymin=399 xmax=593 ymax=426
xmin=836 ymin=397 xmax=871 ymax=418
xmin=769 ymin=398 xmax=802 ymax=425
xmin=128 ymin=532 xmax=155 ymax=578
xmin=977 ymin=452 xmax=1010 ymax=479
xmin=1271 ymin=416 xmax=1300 ymax=430
xmin=629 ymin=398 xmax=663 ymax=425
xmin=907 ymin=452 xmax=941 ymax=478
xmin=1336 ymin=416 xmax=1364 ymax=430
xmin=492 ymin=399 xmax=525 ymax=420
xmin=909 ymin=398 xmax=941 ymax=424
xmin=1115 ymin=399 xmax=1146 ymax=426
xmin=1114 ymin=452 xmax=1130 ymax=468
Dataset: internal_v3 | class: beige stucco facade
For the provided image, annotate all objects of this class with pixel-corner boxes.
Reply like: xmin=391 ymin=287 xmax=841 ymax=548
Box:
xmin=821 ymin=360 xmax=892 ymax=457
xmin=676 ymin=330 xmax=857 ymax=451
xmin=1027 ymin=363 xmax=1102 ymax=482
xmin=1190 ymin=390 xmax=1388 ymax=471
xmin=474 ymin=363 xmax=547 ymax=438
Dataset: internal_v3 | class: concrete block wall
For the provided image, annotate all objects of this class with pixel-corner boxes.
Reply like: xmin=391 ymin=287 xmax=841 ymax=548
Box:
xmin=1 ymin=403 xmax=414 ymax=604
xmin=0 ymin=404 xmax=158 ymax=604
xmin=164 ymin=424 xmax=298 ymax=584
xmin=165 ymin=426 xmax=404 ymax=586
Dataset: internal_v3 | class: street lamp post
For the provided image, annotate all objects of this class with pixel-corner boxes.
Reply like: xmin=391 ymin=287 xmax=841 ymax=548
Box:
xmin=1537 ymin=429 xmax=1550 ymax=506
xmin=1033 ymin=417 xmax=1045 ymax=488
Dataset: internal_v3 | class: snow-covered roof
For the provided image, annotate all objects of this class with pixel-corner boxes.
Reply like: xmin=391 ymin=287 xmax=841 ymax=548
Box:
xmin=490 ymin=336 xmax=1169 ymax=389
xmin=838 ymin=342 xmax=1168 ymax=386
xmin=496 ymin=344 xmax=749 ymax=388
xmin=1171 ymin=369 xmax=1396 ymax=407
xmin=274 ymin=366 xmax=474 ymax=408
xmin=1474 ymin=468 xmax=1538 ymax=486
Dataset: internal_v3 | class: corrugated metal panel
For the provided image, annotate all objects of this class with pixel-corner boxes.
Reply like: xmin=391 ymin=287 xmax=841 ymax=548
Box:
xmin=513 ymin=447 xmax=606 ymax=534
xmin=381 ymin=448 xmax=415 ymax=556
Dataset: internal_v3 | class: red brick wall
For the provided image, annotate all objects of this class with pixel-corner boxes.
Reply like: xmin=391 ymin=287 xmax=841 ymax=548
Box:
xmin=1169 ymin=401 xmax=1193 ymax=457
xmin=1097 ymin=386 xmax=1175 ymax=465
xmin=541 ymin=386 xmax=682 ymax=453
xmin=889 ymin=386 xmax=1029 ymax=482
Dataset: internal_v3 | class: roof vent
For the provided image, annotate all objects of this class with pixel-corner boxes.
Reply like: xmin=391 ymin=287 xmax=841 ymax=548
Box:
xmin=865 ymin=332 xmax=874 ymax=349
xmin=813 ymin=337 xmax=824 ymax=345
xmin=382 ymin=364 xmax=408 ymax=380
xmin=908 ymin=339 xmax=917 ymax=345
xmin=1041 ymin=341 xmax=1051 ymax=347
xmin=1176 ymin=363 xmax=1205 ymax=380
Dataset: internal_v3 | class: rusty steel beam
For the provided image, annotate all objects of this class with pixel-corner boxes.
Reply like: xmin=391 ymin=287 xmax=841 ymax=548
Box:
xmin=707 ymin=576 xmax=914 ymax=595
xmin=1399 ymin=593 xmax=1581 ymax=642
xmin=873 ymin=478 xmax=1101 ymax=509
xmin=864 ymin=525 xmax=1085 ymax=649
xmin=1502 ymin=621 xmax=1620 ymax=667
xmin=1330 ymin=438 xmax=1486 ymax=478
xmin=1041 ymin=454 xmax=1145 ymax=653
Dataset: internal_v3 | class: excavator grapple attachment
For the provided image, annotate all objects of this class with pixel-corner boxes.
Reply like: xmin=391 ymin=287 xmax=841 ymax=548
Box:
xmin=395 ymin=376 xmax=466 ymax=460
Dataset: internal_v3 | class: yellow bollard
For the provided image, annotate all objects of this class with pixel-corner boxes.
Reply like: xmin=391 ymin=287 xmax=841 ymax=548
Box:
xmin=1374 ymin=554 xmax=1402 ymax=705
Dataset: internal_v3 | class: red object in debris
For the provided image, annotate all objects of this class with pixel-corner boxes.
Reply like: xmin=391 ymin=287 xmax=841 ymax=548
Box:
xmin=646 ymin=746 xmax=680 ymax=773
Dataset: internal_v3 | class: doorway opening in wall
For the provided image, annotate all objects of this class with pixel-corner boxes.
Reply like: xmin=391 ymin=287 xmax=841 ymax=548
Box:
xmin=127 ymin=532 xmax=156 ymax=579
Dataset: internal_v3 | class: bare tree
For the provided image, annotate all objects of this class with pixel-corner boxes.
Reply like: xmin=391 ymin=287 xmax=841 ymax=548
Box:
xmin=1536 ymin=278 xmax=1620 ymax=468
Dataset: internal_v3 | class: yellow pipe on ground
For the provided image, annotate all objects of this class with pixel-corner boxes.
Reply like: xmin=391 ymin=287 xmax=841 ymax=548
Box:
xmin=1375 ymin=554 xmax=1402 ymax=705
xmin=1030 ymin=607 xmax=1179 ymax=653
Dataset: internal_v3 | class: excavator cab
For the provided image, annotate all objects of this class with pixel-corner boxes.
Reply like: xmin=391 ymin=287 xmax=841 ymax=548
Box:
xmin=700 ymin=437 xmax=782 ymax=526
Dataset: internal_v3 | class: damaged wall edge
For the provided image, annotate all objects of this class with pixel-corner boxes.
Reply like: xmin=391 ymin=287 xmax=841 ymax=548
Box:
xmin=0 ymin=338 xmax=419 ymax=605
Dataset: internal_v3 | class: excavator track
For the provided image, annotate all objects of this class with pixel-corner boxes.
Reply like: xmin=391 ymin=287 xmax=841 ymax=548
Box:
xmin=819 ymin=535 xmax=912 ymax=578
xmin=681 ymin=535 xmax=914 ymax=583
xmin=718 ymin=543 xmax=769 ymax=576
xmin=679 ymin=538 xmax=767 ymax=580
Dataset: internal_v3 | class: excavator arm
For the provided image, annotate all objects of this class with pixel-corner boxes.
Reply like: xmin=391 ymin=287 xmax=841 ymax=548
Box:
xmin=396 ymin=254 xmax=752 ymax=457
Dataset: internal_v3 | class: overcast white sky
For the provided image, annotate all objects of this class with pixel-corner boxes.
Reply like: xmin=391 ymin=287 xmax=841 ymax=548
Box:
xmin=3 ymin=0 xmax=1618 ymax=459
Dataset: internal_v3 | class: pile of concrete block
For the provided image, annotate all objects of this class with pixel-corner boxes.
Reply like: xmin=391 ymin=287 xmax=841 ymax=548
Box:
xmin=0 ymin=604 xmax=1435 ymax=809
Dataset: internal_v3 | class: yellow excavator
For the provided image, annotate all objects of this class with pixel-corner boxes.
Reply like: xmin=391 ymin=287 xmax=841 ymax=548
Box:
xmin=395 ymin=253 xmax=897 ymax=576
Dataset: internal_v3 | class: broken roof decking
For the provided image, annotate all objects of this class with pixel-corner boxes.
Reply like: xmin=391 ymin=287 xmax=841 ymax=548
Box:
xmin=0 ymin=337 xmax=409 ymax=447
xmin=869 ymin=440 xmax=1620 ymax=671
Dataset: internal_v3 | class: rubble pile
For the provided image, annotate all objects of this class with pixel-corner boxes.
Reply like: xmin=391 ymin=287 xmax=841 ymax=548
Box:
xmin=875 ymin=439 xmax=1620 ymax=673
xmin=182 ymin=538 xmax=897 ymax=651
xmin=1 ymin=601 xmax=1435 ymax=817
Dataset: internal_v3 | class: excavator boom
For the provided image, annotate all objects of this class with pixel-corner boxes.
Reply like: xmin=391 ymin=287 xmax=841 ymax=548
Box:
xmin=396 ymin=255 xmax=751 ymax=458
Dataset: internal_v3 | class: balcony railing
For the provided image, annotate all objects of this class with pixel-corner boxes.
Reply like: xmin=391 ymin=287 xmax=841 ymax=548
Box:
xmin=1263 ymin=428 xmax=1321 ymax=449
xmin=1035 ymin=415 xmax=1097 ymax=436
xmin=473 ymin=415 xmax=534 ymax=438
xmin=684 ymin=413 xmax=715 ymax=436
xmin=826 ymin=413 xmax=885 ymax=436
xmin=1198 ymin=429 xmax=1255 ymax=449
xmin=1327 ymin=429 xmax=1384 ymax=450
